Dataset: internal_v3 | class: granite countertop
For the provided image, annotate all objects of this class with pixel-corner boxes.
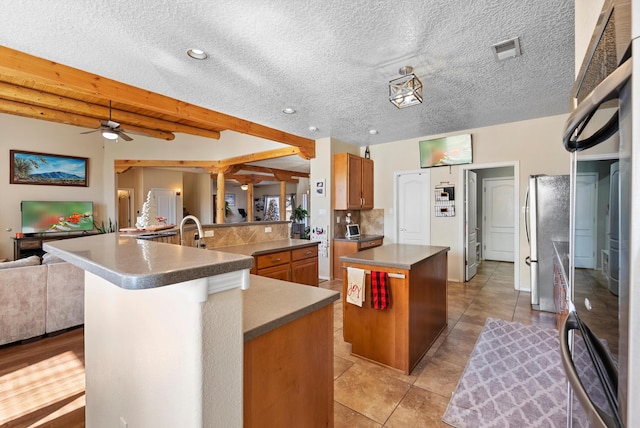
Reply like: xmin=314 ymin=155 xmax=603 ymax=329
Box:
xmin=340 ymin=244 xmax=450 ymax=270
xmin=333 ymin=234 xmax=384 ymax=242
xmin=243 ymin=275 xmax=339 ymax=342
xmin=217 ymin=239 xmax=318 ymax=257
xmin=43 ymin=233 xmax=254 ymax=290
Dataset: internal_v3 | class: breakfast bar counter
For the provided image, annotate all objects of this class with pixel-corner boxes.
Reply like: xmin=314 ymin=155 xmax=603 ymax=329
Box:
xmin=44 ymin=233 xmax=254 ymax=427
xmin=340 ymin=244 xmax=449 ymax=374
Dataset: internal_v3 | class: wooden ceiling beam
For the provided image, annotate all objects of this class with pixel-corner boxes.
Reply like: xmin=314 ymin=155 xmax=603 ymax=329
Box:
xmin=0 ymin=98 xmax=175 ymax=140
xmin=114 ymin=160 xmax=218 ymax=170
xmin=236 ymin=163 xmax=310 ymax=178
xmin=0 ymin=81 xmax=221 ymax=140
xmin=0 ymin=46 xmax=315 ymax=153
xmin=216 ymin=147 xmax=307 ymax=168
xmin=226 ymin=174 xmax=271 ymax=185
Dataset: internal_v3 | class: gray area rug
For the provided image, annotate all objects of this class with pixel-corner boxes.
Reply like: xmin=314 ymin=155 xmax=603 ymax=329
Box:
xmin=442 ymin=318 xmax=588 ymax=427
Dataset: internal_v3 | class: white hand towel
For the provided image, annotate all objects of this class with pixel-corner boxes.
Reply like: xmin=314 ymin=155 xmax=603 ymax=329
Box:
xmin=346 ymin=267 xmax=366 ymax=307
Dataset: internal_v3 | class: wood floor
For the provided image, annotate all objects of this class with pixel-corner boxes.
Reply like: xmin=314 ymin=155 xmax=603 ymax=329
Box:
xmin=0 ymin=261 xmax=552 ymax=427
xmin=0 ymin=328 xmax=85 ymax=428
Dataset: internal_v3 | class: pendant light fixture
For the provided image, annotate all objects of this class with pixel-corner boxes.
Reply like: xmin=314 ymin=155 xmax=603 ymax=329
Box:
xmin=389 ymin=66 xmax=423 ymax=109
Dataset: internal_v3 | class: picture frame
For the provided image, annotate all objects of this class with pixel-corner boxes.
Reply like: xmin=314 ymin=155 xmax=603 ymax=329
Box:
xmin=225 ymin=193 xmax=236 ymax=206
xmin=315 ymin=179 xmax=326 ymax=197
xmin=10 ymin=150 xmax=88 ymax=187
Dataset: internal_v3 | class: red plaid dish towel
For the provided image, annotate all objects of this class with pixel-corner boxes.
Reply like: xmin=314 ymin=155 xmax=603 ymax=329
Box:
xmin=371 ymin=271 xmax=390 ymax=309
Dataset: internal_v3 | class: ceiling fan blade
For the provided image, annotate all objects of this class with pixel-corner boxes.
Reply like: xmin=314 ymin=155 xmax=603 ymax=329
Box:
xmin=80 ymin=129 xmax=101 ymax=135
xmin=119 ymin=132 xmax=133 ymax=141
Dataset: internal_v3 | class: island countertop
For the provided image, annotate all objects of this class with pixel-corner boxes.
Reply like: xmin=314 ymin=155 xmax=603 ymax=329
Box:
xmin=43 ymin=233 xmax=254 ymax=290
xmin=243 ymin=275 xmax=339 ymax=341
xmin=339 ymin=244 xmax=450 ymax=270
xmin=217 ymin=238 xmax=318 ymax=257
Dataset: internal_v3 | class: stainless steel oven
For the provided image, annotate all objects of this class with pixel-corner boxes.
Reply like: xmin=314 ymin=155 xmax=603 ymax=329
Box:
xmin=558 ymin=0 xmax=639 ymax=426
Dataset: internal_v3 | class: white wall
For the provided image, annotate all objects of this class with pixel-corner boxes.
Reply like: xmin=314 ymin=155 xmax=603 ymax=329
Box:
xmin=0 ymin=114 xmax=106 ymax=260
xmin=370 ymin=114 xmax=574 ymax=289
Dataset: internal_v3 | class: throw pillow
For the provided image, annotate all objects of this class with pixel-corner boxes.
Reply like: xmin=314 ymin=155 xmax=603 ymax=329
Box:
xmin=0 ymin=255 xmax=41 ymax=270
xmin=42 ymin=252 xmax=66 ymax=265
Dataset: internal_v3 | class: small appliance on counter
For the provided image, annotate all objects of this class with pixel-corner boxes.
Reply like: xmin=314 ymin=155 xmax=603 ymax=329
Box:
xmin=345 ymin=224 xmax=360 ymax=238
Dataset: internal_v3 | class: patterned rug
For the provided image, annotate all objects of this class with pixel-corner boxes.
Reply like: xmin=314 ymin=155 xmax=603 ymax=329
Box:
xmin=442 ymin=318 xmax=588 ymax=427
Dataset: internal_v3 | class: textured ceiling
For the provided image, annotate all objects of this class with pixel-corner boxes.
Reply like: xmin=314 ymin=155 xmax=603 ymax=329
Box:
xmin=0 ymin=1 xmax=575 ymax=148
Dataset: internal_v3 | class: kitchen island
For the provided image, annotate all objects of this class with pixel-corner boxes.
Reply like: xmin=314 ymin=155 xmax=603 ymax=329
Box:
xmin=340 ymin=244 xmax=449 ymax=374
xmin=44 ymin=233 xmax=254 ymax=428
xmin=44 ymin=233 xmax=339 ymax=428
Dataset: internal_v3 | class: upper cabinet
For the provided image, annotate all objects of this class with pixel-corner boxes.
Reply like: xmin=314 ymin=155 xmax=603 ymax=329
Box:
xmin=333 ymin=153 xmax=374 ymax=210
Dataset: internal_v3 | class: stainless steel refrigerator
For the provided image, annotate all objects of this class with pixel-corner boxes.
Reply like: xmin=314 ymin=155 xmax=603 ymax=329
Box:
xmin=559 ymin=0 xmax=640 ymax=425
xmin=526 ymin=174 xmax=570 ymax=313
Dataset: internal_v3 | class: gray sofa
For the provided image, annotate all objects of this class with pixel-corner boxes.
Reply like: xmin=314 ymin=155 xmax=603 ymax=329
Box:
xmin=0 ymin=254 xmax=84 ymax=346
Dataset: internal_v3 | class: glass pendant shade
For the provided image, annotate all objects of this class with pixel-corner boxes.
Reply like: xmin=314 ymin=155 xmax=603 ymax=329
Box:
xmin=389 ymin=69 xmax=423 ymax=108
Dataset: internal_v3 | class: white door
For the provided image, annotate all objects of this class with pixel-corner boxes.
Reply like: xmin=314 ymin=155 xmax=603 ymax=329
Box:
xmin=151 ymin=188 xmax=177 ymax=225
xmin=397 ymin=171 xmax=430 ymax=245
xmin=483 ymin=178 xmax=515 ymax=262
xmin=465 ymin=170 xmax=478 ymax=280
xmin=575 ymin=173 xmax=598 ymax=269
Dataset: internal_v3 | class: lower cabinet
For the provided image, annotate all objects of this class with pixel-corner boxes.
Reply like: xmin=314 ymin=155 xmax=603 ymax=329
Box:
xmin=244 ymin=303 xmax=333 ymax=427
xmin=252 ymin=245 xmax=319 ymax=286
xmin=332 ymin=237 xmax=383 ymax=280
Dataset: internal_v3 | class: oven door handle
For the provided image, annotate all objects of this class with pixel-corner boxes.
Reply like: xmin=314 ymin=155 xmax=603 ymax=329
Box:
xmin=563 ymin=57 xmax=631 ymax=152
xmin=560 ymin=312 xmax=617 ymax=428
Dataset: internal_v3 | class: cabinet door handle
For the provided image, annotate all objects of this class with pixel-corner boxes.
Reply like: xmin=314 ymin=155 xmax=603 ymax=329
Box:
xmin=272 ymin=258 xmax=281 ymax=262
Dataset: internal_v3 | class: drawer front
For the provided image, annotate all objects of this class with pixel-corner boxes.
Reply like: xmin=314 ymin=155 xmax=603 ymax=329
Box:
xmin=358 ymin=238 xmax=383 ymax=250
xmin=20 ymin=240 xmax=42 ymax=250
xmin=256 ymin=250 xmax=291 ymax=269
xmin=292 ymin=246 xmax=318 ymax=261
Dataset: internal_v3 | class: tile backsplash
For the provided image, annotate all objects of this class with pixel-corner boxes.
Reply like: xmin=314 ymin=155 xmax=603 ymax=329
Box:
xmin=333 ymin=209 xmax=384 ymax=238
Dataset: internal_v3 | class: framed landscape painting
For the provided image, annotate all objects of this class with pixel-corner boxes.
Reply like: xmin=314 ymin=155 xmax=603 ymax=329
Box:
xmin=10 ymin=150 xmax=88 ymax=187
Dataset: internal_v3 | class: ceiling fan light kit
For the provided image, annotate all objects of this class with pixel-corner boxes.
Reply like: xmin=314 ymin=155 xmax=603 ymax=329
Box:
xmin=81 ymin=101 xmax=134 ymax=141
xmin=389 ymin=66 xmax=423 ymax=109
xmin=102 ymin=130 xmax=119 ymax=140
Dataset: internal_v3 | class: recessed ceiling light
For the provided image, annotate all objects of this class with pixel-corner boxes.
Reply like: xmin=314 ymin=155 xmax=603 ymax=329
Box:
xmin=369 ymin=129 xmax=378 ymax=135
xmin=282 ymin=107 xmax=296 ymax=114
xmin=187 ymin=48 xmax=208 ymax=60
xmin=308 ymin=126 xmax=318 ymax=132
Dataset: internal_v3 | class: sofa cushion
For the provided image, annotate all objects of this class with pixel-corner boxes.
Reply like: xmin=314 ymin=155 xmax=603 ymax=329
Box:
xmin=0 ymin=264 xmax=47 ymax=345
xmin=42 ymin=252 xmax=66 ymax=265
xmin=0 ymin=255 xmax=41 ymax=270
xmin=46 ymin=262 xmax=85 ymax=333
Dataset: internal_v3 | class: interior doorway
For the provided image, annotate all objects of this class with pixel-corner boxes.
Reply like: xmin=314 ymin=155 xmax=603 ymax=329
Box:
xmin=117 ymin=188 xmax=134 ymax=229
xmin=460 ymin=162 xmax=519 ymax=287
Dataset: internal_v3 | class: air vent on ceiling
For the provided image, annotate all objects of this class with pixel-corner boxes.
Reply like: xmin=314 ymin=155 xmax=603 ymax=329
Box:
xmin=491 ymin=37 xmax=522 ymax=61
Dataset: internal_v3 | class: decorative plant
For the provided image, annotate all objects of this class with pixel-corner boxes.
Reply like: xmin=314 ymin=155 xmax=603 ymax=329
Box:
xmin=290 ymin=205 xmax=308 ymax=223
xmin=290 ymin=205 xmax=309 ymax=239
xmin=94 ymin=218 xmax=117 ymax=233
xmin=225 ymin=201 xmax=231 ymax=216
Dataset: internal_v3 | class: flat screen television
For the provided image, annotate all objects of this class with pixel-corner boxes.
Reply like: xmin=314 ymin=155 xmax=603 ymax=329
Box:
xmin=419 ymin=134 xmax=473 ymax=168
xmin=21 ymin=201 xmax=94 ymax=234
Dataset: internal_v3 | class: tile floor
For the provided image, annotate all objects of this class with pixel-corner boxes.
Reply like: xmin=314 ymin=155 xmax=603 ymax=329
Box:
xmin=322 ymin=260 xmax=557 ymax=427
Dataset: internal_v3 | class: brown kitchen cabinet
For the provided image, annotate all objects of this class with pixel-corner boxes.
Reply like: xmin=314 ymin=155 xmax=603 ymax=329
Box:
xmin=291 ymin=246 xmax=319 ymax=286
xmin=333 ymin=153 xmax=374 ymax=210
xmin=250 ymin=245 xmax=319 ymax=286
xmin=332 ymin=236 xmax=383 ymax=280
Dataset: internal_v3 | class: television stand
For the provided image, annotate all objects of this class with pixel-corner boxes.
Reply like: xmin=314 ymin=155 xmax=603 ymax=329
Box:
xmin=12 ymin=232 xmax=98 ymax=260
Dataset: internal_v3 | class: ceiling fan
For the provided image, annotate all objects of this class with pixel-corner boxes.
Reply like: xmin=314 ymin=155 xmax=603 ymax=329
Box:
xmin=81 ymin=101 xmax=133 ymax=141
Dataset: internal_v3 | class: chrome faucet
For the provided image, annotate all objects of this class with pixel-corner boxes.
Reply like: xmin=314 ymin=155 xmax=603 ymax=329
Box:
xmin=179 ymin=215 xmax=205 ymax=248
